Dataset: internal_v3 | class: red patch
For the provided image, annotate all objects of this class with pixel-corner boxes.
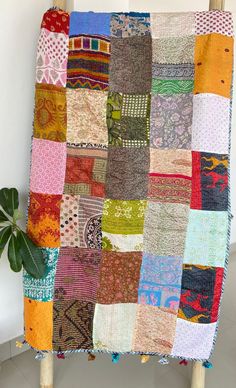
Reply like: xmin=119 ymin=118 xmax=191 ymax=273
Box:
xmin=41 ymin=9 xmax=69 ymax=35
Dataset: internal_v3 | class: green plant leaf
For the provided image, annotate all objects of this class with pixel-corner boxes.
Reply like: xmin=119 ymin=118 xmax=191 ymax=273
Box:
xmin=13 ymin=209 xmax=23 ymax=222
xmin=0 ymin=188 xmax=19 ymax=217
xmin=0 ymin=210 xmax=9 ymax=223
xmin=0 ymin=226 xmax=12 ymax=258
xmin=17 ymin=231 xmax=45 ymax=279
xmin=8 ymin=234 xmax=22 ymax=272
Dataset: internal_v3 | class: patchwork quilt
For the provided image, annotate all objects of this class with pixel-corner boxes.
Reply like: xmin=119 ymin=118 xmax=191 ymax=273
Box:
xmin=24 ymin=8 xmax=234 ymax=362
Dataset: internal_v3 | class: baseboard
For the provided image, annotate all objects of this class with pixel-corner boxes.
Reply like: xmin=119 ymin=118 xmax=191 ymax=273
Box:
xmin=0 ymin=335 xmax=26 ymax=363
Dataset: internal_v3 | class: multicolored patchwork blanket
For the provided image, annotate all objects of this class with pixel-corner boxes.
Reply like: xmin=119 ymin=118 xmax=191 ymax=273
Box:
xmin=24 ymin=8 xmax=234 ymax=362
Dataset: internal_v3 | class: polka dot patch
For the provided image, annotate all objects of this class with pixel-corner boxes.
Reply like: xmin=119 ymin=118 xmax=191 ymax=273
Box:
xmin=195 ymin=10 xmax=234 ymax=37
xmin=192 ymin=93 xmax=230 ymax=154
xmin=60 ymin=194 xmax=80 ymax=247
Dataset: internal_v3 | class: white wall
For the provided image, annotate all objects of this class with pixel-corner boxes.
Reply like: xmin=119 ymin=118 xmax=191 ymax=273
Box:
xmin=0 ymin=0 xmax=235 ymax=345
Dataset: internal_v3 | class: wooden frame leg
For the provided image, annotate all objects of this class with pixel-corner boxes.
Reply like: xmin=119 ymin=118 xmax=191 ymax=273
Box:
xmin=191 ymin=361 xmax=205 ymax=388
xmin=40 ymin=353 xmax=53 ymax=388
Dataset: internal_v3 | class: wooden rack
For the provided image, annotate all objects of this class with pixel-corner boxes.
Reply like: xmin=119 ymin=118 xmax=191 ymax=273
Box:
xmin=40 ymin=0 xmax=225 ymax=387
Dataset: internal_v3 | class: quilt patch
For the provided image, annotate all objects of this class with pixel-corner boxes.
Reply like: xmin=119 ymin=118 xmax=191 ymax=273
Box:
xmin=67 ymin=89 xmax=108 ymax=145
xmin=191 ymin=151 xmax=228 ymax=210
xmin=67 ymin=35 xmax=110 ymax=90
xmin=107 ymin=92 xmax=151 ymax=147
xmin=34 ymin=83 xmax=67 ymax=142
xmin=178 ymin=264 xmax=224 ymax=323
xmin=27 ymin=192 xmax=61 ymax=248
xmin=25 ymin=9 xmax=233 ymax=362
xmin=36 ymin=28 xmax=69 ymax=87
xmin=64 ymin=146 xmax=107 ymax=197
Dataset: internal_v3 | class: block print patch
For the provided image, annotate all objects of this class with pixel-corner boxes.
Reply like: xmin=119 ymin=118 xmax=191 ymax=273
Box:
xmin=23 ymin=248 xmax=59 ymax=302
xmin=138 ymin=254 xmax=182 ymax=310
xmin=111 ymin=12 xmax=150 ymax=37
xmin=36 ymin=28 xmax=69 ymax=87
xmin=41 ymin=9 xmax=69 ymax=34
xmin=148 ymin=173 xmax=192 ymax=205
xmin=53 ymin=300 xmax=95 ymax=351
xmin=101 ymin=199 xmax=147 ymax=235
xmin=150 ymin=94 xmax=193 ymax=149
xmin=150 ymin=149 xmax=192 ymax=177
xmin=97 ymin=251 xmax=142 ymax=304
xmin=64 ymin=146 xmax=107 ymax=198
xmin=27 ymin=192 xmax=61 ymax=248
xmin=34 ymin=83 xmax=67 ymax=142
xmin=133 ymin=305 xmax=177 ymax=354
xmin=152 ymin=36 xmax=195 ymax=64
xmin=178 ymin=264 xmax=224 ymax=323
xmin=30 ymin=138 xmax=66 ymax=195
xmin=191 ymin=152 xmax=228 ymax=211
xmin=67 ymin=89 xmax=108 ymax=145
xmin=78 ymin=196 xmax=104 ymax=249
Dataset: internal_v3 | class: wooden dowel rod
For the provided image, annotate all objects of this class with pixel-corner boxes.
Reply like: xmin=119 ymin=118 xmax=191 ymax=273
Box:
xmin=209 ymin=0 xmax=225 ymax=10
xmin=40 ymin=353 xmax=53 ymax=388
xmin=53 ymin=0 xmax=66 ymax=10
xmin=191 ymin=361 xmax=206 ymax=388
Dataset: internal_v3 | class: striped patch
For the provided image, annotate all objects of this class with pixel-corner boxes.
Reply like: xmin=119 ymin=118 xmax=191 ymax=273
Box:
xmin=148 ymin=173 xmax=192 ymax=204
xmin=67 ymin=34 xmax=110 ymax=90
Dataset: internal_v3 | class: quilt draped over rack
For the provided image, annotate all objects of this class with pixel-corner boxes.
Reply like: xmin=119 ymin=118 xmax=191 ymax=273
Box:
xmin=24 ymin=8 xmax=234 ymax=361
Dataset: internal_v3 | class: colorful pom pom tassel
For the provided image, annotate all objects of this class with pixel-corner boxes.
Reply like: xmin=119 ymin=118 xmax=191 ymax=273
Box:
xmin=159 ymin=357 xmax=169 ymax=365
xmin=57 ymin=352 xmax=65 ymax=359
xmin=35 ymin=351 xmax=45 ymax=360
xmin=88 ymin=353 xmax=96 ymax=361
xmin=179 ymin=359 xmax=188 ymax=366
xmin=112 ymin=353 xmax=120 ymax=364
xmin=141 ymin=355 xmax=150 ymax=364
xmin=15 ymin=341 xmax=23 ymax=349
xmin=203 ymin=361 xmax=213 ymax=369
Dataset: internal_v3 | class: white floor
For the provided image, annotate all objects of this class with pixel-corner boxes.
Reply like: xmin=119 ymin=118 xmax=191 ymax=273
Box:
xmin=0 ymin=254 xmax=236 ymax=388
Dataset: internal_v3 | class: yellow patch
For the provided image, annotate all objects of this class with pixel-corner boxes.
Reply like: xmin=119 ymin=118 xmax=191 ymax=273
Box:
xmin=194 ymin=33 xmax=233 ymax=98
xmin=24 ymin=298 xmax=53 ymax=350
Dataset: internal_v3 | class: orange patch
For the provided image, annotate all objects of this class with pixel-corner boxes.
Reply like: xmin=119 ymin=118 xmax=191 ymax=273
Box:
xmin=24 ymin=298 xmax=53 ymax=350
xmin=194 ymin=33 xmax=233 ymax=98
